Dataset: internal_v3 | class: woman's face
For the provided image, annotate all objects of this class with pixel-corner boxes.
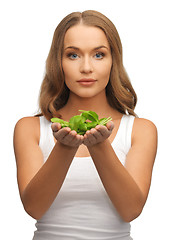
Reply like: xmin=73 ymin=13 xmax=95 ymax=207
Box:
xmin=62 ymin=24 xmax=112 ymax=99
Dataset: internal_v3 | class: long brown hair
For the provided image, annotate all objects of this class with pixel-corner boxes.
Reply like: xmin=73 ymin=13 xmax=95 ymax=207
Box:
xmin=38 ymin=10 xmax=137 ymax=120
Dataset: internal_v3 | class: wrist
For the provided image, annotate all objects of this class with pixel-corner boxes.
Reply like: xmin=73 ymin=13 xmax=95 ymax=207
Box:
xmin=87 ymin=138 xmax=110 ymax=151
xmin=55 ymin=140 xmax=79 ymax=152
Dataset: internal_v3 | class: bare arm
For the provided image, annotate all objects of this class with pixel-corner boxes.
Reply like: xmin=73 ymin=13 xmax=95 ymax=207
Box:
xmin=83 ymin=118 xmax=157 ymax=222
xmin=14 ymin=117 xmax=83 ymax=220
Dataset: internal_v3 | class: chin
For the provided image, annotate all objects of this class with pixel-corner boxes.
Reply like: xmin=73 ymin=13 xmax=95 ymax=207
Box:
xmin=69 ymin=87 xmax=106 ymax=99
xmin=75 ymin=91 xmax=100 ymax=99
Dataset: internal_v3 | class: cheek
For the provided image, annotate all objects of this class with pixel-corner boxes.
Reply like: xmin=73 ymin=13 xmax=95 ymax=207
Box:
xmin=62 ymin=61 xmax=69 ymax=77
xmin=62 ymin=62 xmax=74 ymax=84
xmin=62 ymin=62 xmax=76 ymax=90
xmin=98 ymin=62 xmax=112 ymax=80
xmin=62 ymin=60 xmax=78 ymax=76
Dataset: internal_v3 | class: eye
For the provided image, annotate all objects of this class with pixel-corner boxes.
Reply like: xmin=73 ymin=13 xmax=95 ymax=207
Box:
xmin=95 ymin=52 xmax=105 ymax=59
xmin=67 ymin=53 xmax=79 ymax=60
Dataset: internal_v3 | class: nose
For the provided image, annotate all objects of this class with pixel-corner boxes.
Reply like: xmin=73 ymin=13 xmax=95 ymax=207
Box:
xmin=79 ymin=56 xmax=93 ymax=73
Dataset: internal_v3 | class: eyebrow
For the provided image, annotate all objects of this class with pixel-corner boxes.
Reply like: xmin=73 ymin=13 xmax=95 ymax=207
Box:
xmin=64 ymin=45 xmax=109 ymax=51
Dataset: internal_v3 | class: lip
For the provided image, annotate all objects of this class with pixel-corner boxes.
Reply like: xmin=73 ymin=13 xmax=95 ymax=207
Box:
xmin=77 ymin=78 xmax=97 ymax=82
xmin=77 ymin=78 xmax=97 ymax=86
xmin=77 ymin=78 xmax=97 ymax=87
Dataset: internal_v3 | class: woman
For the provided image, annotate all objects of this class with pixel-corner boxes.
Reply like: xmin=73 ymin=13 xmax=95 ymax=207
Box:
xmin=14 ymin=10 xmax=157 ymax=240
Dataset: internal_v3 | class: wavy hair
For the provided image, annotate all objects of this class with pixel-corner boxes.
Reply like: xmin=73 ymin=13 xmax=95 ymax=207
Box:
xmin=38 ymin=10 xmax=137 ymax=120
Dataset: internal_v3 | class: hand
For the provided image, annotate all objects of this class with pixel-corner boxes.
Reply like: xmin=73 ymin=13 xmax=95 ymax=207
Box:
xmin=51 ymin=123 xmax=84 ymax=148
xmin=83 ymin=121 xmax=114 ymax=147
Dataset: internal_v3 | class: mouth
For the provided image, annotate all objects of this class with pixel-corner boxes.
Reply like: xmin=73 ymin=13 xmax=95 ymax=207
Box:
xmin=77 ymin=78 xmax=97 ymax=86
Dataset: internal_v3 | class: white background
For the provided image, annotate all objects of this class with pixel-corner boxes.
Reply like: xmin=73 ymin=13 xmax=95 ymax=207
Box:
xmin=1 ymin=0 xmax=170 ymax=239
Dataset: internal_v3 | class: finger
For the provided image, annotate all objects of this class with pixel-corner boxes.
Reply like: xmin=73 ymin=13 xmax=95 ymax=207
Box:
xmin=66 ymin=130 xmax=78 ymax=143
xmin=90 ymin=128 xmax=103 ymax=142
xmin=54 ymin=127 xmax=71 ymax=140
xmin=83 ymin=135 xmax=91 ymax=146
xmin=63 ymin=130 xmax=81 ymax=143
xmin=76 ymin=134 xmax=84 ymax=143
xmin=51 ymin=122 xmax=61 ymax=132
xmin=83 ymin=132 xmax=91 ymax=145
xmin=63 ymin=131 xmax=84 ymax=147
xmin=83 ymin=128 xmax=103 ymax=146
xmin=95 ymin=125 xmax=108 ymax=136
xmin=106 ymin=121 xmax=114 ymax=131
xmin=84 ymin=130 xmax=97 ymax=145
xmin=70 ymin=134 xmax=84 ymax=146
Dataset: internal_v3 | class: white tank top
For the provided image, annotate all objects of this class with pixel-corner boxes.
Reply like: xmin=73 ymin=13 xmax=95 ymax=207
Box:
xmin=33 ymin=114 xmax=135 ymax=240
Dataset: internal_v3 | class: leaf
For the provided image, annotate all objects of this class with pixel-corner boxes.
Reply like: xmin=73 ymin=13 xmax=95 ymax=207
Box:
xmin=98 ymin=118 xmax=106 ymax=125
xmin=79 ymin=110 xmax=99 ymax=123
xmin=51 ymin=118 xmax=69 ymax=127
xmin=51 ymin=118 xmax=65 ymax=123
xmin=77 ymin=131 xmax=86 ymax=135
xmin=86 ymin=122 xmax=98 ymax=130
xmin=78 ymin=123 xmax=87 ymax=132
xmin=69 ymin=115 xmax=86 ymax=131
xmin=99 ymin=117 xmax=112 ymax=125
xmin=51 ymin=111 xmax=112 ymax=135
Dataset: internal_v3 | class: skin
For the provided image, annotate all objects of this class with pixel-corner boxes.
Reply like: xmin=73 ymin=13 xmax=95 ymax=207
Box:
xmin=14 ymin=24 xmax=157 ymax=222
xmin=62 ymin=24 xmax=112 ymax=99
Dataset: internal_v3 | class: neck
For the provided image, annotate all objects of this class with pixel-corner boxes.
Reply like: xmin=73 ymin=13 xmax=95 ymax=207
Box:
xmin=59 ymin=91 xmax=118 ymax=119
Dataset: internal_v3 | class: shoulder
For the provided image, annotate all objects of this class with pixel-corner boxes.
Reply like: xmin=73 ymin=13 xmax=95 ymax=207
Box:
xmin=132 ymin=117 xmax=157 ymax=146
xmin=133 ymin=117 xmax=157 ymax=134
xmin=15 ymin=116 xmax=40 ymax=126
xmin=14 ymin=116 xmax=40 ymax=144
xmin=14 ymin=116 xmax=40 ymax=130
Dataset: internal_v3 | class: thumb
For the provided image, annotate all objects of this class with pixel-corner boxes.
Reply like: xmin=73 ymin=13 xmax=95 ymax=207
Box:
xmin=51 ymin=122 xmax=61 ymax=132
xmin=106 ymin=121 xmax=114 ymax=131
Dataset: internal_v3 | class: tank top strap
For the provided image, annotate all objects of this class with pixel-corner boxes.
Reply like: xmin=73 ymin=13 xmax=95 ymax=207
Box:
xmin=39 ymin=116 xmax=54 ymax=161
xmin=112 ymin=114 xmax=135 ymax=165
xmin=118 ymin=114 xmax=135 ymax=152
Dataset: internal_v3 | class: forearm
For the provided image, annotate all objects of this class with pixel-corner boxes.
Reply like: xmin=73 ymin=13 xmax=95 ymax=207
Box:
xmin=21 ymin=142 xmax=78 ymax=220
xmin=87 ymin=140 xmax=145 ymax=222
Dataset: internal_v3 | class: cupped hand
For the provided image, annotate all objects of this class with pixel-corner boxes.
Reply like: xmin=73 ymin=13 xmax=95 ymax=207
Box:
xmin=83 ymin=121 xmax=114 ymax=147
xmin=51 ymin=123 xmax=84 ymax=148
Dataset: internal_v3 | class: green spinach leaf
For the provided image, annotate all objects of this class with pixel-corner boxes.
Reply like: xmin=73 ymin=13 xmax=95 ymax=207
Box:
xmin=79 ymin=110 xmax=99 ymax=123
xmin=51 ymin=110 xmax=112 ymax=135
